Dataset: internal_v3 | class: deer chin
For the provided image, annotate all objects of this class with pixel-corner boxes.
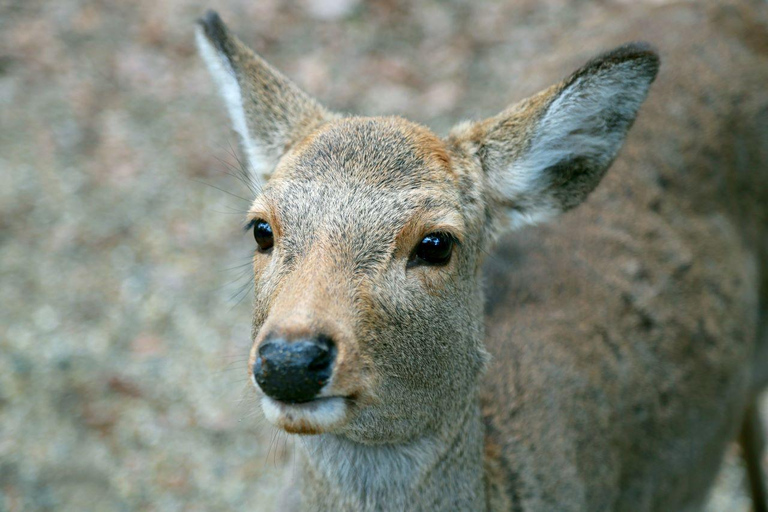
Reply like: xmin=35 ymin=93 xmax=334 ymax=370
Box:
xmin=261 ymin=395 xmax=349 ymax=434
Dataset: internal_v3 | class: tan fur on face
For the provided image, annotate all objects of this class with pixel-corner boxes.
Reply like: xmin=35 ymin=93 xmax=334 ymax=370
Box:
xmin=251 ymin=243 xmax=374 ymax=403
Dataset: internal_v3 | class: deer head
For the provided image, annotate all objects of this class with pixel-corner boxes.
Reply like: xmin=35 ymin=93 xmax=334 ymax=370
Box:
xmin=196 ymin=10 xmax=659 ymax=441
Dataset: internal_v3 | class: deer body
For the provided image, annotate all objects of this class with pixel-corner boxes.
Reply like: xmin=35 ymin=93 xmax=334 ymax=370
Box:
xmin=195 ymin=1 xmax=768 ymax=510
xmin=480 ymin=6 xmax=768 ymax=509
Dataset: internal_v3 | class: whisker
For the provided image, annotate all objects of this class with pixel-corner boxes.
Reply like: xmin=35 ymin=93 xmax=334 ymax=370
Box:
xmin=189 ymin=177 xmax=253 ymax=203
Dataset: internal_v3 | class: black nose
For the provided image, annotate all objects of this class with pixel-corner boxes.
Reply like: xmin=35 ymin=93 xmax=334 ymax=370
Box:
xmin=253 ymin=336 xmax=336 ymax=403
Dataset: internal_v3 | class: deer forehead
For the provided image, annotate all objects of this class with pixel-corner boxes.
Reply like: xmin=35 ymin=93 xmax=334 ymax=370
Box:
xmin=273 ymin=117 xmax=453 ymax=186
xmin=251 ymin=117 xmax=466 ymax=248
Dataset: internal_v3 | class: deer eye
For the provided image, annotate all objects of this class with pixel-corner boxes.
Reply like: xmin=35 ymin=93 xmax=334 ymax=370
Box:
xmin=412 ymin=232 xmax=454 ymax=266
xmin=251 ymin=219 xmax=274 ymax=252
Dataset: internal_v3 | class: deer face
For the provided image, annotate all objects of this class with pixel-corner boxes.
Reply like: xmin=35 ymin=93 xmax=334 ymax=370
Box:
xmin=196 ymin=11 xmax=658 ymax=439
xmin=246 ymin=117 xmax=488 ymax=440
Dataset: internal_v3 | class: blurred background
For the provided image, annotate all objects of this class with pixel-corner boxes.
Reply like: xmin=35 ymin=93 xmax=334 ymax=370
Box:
xmin=0 ymin=0 xmax=763 ymax=510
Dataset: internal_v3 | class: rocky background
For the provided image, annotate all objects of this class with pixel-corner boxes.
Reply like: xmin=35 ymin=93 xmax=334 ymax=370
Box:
xmin=0 ymin=0 xmax=763 ymax=510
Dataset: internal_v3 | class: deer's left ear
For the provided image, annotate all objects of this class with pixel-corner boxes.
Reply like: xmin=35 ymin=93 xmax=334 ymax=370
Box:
xmin=448 ymin=43 xmax=660 ymax=231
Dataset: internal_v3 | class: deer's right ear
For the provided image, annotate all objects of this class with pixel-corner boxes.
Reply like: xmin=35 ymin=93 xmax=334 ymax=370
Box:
xmin=195 ymin=10 xmax=335 ymax=184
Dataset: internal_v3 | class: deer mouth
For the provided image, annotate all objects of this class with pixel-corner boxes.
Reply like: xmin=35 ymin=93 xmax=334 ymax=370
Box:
xmin=260 ymin=395 xmax=350 ymax=434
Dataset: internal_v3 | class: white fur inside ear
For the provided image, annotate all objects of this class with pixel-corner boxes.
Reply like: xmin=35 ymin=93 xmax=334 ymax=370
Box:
xmin=502 ymin=60 xmax=652 ymax=228
xmin=195 ymin=27 xmax=269 ymax=184
xmin=505 ymin=204 xmax=560 ymax=230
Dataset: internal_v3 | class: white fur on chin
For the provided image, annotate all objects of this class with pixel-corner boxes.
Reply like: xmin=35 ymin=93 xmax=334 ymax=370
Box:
xmin=261 ymin=395 xmax=348 ymax=434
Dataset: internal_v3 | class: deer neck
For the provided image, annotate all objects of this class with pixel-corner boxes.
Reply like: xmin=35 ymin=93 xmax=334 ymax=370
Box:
xmin=299 ymin=398 xmax=487 ymax=511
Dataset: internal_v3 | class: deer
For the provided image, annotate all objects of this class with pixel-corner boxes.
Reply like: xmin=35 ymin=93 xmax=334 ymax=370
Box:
xmin=194 ymin=1 xmax=768 ymax=510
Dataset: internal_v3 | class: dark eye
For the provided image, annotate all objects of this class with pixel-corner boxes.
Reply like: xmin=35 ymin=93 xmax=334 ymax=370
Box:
xmin=252 ymin=219 xmax=274 ymax=251
xmin=412 ymin=232 xmax=454 ymax=266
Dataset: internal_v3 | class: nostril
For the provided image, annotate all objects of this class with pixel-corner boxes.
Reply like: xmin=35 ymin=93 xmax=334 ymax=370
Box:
xmin=308 ymin=348 xmax=331 ymax=371
xmin=307 ymin=337 xmax=335 ymax=371
xmin=257 ymin=341 xmax=277 ymax=358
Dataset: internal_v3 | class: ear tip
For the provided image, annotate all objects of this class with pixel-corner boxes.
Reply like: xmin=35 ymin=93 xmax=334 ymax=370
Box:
xmin=196 ymin=9 xmax=222 ymax=31
xmin=603 ymin=42 xmax=661 ymax=79
xmin=196 ymin=9 xmax=230 ymax=52
xmin=569 ymin=42 xmax=660 ymax=87
xmin=615 ymin=41 xmax=660 ymax=69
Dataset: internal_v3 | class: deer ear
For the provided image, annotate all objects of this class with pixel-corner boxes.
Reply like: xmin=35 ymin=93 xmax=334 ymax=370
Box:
xmin=195 ymin=10 xmax=335 ymax=184
xmin=449 ymin=43 xmax=659 ymax=231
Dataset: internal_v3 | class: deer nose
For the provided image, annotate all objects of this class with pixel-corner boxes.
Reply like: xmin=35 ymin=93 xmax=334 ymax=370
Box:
xmin=253 ymin=336 xmax=336 ymax=403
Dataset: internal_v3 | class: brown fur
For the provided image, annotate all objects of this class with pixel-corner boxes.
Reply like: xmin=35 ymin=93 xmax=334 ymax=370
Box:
xmin=196 ymin=2 xmax=768 ymax=510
